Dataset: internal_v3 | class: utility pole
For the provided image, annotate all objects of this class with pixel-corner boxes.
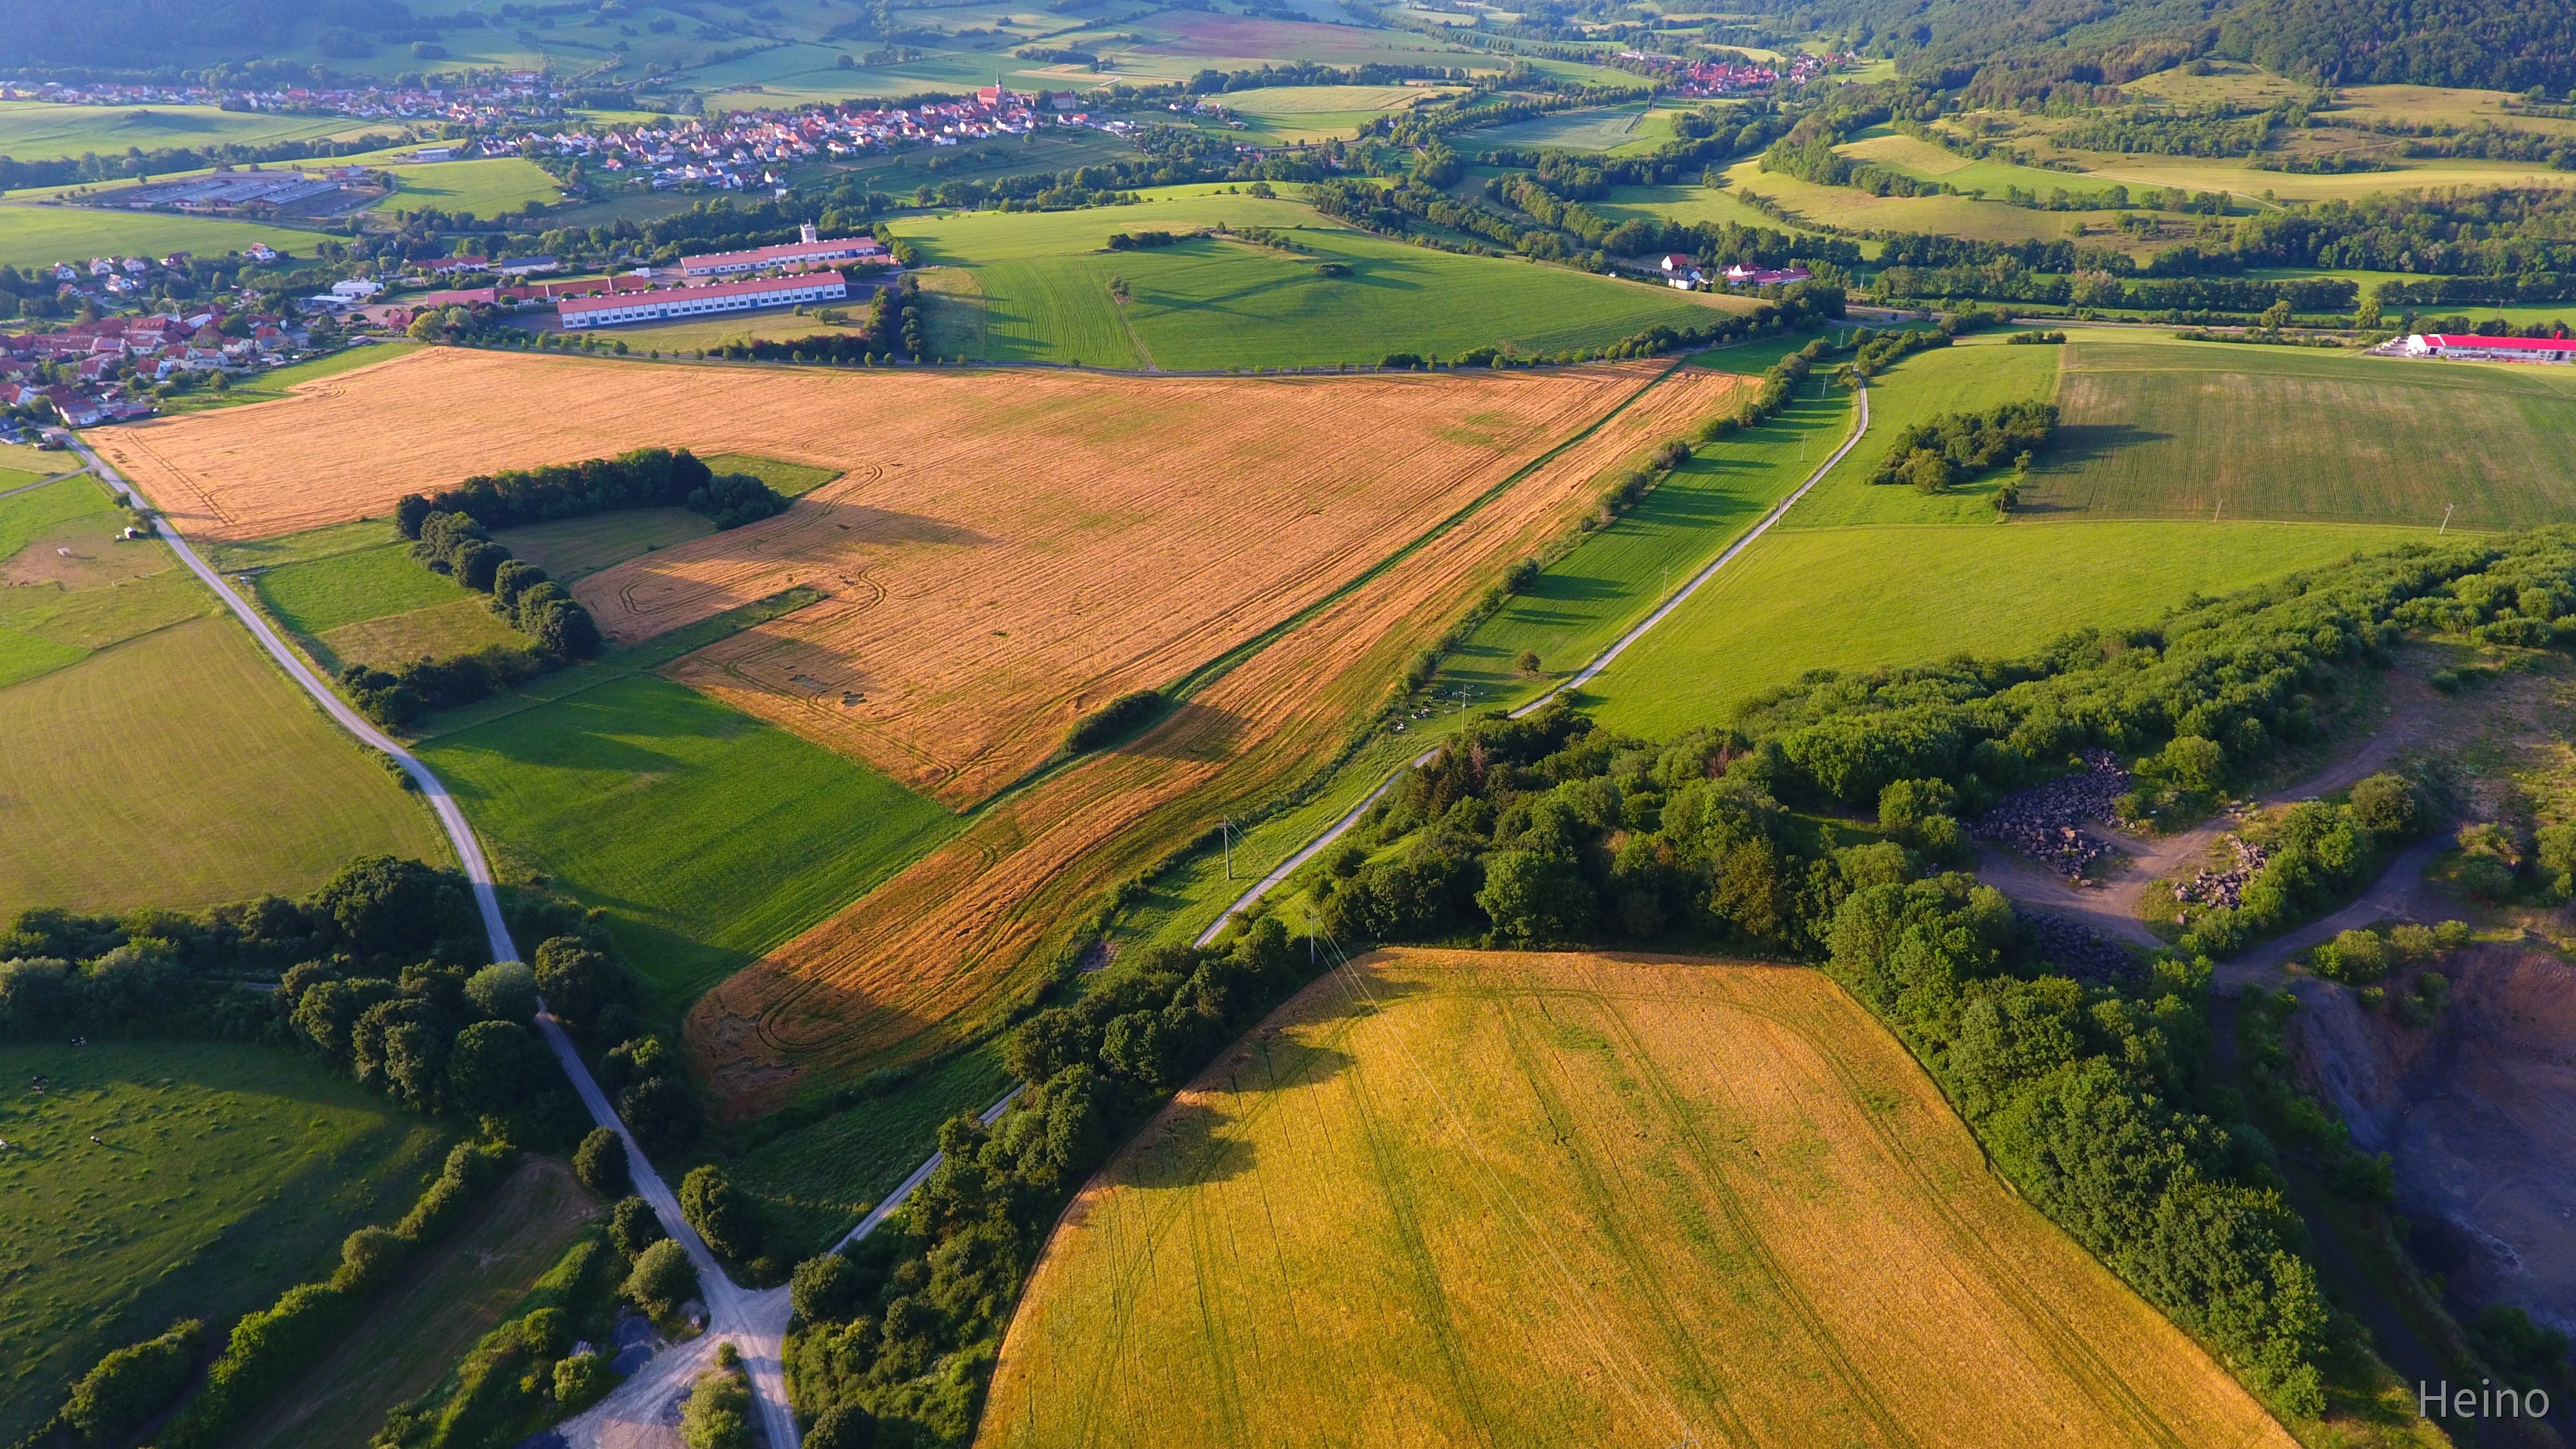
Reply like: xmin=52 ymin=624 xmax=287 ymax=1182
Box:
xmin=1220 ymin=818 xmax=1235 ymax=880
xmin=2440 ymin=502 xmax=2455 ymax=535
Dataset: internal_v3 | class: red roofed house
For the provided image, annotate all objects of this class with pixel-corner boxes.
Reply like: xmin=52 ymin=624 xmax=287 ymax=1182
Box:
xmin=2403 ymin=333 xmax=2576 ymax=363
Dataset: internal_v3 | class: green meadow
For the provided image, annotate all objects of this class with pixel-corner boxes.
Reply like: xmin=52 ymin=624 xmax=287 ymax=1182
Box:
xmin=2032 ymin=336 xmax=2576 ymax=528
xmin=374 ymin=157 xmax=562 ymax=219
xmin=0 ymin=202 xmax=317 ymax=269
xmin=0 ymin=101 xmax=388 ymax=164
xmin=1782 ymin=337 xmax=2064 ymax=529
xmin=896 ymin=187 xmax=1717 ymax=368
xmin=254 ymin=538 xmax=469 ymax=636
xmin=493 ymin=507 xmax=715 ymax=584
xmin=730 ymin=1044 xmax=1016 ymax=1253
xmin=415 ymin=673 xmax=960 ymax=1016
xmin=1578 ymin=521 xmax=2439 ymax=738
xmin=1432 ymin=383 xmax=1856 ymax=708
xmin=0 ymin=1040 xmax=453 ymax=1446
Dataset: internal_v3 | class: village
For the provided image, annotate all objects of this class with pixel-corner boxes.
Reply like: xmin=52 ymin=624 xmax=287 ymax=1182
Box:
xmin=526 ymin=86 xmax=1097 ymax=194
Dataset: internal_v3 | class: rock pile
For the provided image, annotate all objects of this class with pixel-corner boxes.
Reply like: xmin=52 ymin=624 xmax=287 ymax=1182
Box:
xmin=2175 ymin=834 xmax=2268 ymax=911
xmin=1975 ymin=749 xmax=2132 ymax=879
xmin=2018 ymin=910 xmax=2141 ymax=984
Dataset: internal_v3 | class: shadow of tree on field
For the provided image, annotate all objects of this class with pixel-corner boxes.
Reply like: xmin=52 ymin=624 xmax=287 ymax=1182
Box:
xmin=1114 ymin=699 xmax=1246 ymax=762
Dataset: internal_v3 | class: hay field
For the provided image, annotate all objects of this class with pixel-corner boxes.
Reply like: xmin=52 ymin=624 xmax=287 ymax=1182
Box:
xmin=1721 ymin=160 xmax=2101 ymax=243
xmin=2032 ymin=336 xmax=2576 ymax=527
xmin=100 ymin=346 xmax=1714 ymax=804
xmin=683 ymin=357 xmax=1738 ymax=1108
xmin=978 ymin=949 xmax=2296 ymax=1449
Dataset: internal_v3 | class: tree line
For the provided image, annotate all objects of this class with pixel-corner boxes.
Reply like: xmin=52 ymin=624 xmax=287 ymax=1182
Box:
xmin=1272 ymin=526 xmax=2576 ymax=1417
xmin=0 ymin=854 xmax=652 ymax=1446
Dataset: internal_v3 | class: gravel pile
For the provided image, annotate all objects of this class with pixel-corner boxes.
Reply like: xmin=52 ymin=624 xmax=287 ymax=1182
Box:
xmin=1975 ymin=749 xmax=2132 ymax=880
xmin=2175 ymin=835 xmax=2269 ymax=911
xmin=2018 ymin=910 xmax=2141 ymax=984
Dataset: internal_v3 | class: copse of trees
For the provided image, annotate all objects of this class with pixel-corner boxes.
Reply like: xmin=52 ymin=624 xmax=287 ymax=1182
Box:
xmin=785 ymin=918 xmax=1327 ymax=1443
xmin=395 ymin=446 xmax=784 ymax=535
xmin=1866 ymin=399 xmax=2057 ymax=491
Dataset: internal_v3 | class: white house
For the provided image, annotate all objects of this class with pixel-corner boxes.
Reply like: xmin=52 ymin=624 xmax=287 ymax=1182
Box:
xmin=2402 ymin=332 xmax=2576 ymax=363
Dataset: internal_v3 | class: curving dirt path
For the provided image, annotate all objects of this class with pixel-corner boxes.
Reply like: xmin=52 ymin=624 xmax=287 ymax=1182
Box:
xmin=1978 ymin=668 xmax=2455 ymax=980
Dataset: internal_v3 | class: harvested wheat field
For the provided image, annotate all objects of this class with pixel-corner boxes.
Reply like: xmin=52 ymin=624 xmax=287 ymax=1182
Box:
xmin=978 ymin=949 xmax=2295 ymax=1449
xmin=683 ymin=363 xmax=1729 ymax=1108
xmin=98 ymin=347 xmax=1735 ymax=803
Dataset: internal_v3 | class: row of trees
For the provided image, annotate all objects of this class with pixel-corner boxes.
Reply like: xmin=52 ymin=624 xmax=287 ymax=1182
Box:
xmin=1262 ymin=527 xmax=2576 ymax=1416
xmin=784 ymin=918 xmax=1326 ymax=1444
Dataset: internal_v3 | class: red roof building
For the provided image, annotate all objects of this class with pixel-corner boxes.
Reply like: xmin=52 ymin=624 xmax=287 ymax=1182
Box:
xmin=2403 ymin=333 xmax=2576 ymax=361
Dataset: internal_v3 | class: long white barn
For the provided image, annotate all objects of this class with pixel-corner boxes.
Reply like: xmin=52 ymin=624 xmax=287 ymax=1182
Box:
xmin=556 ymin=270 xmax=850 ymax=329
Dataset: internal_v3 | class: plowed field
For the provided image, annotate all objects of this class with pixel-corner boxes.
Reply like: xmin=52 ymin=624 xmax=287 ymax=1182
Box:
xmin=683 ymin=363 xmax=1738 ymax=1109
xmin=93 ymin=347 xmax=1721 ymax=804
xmin=978 ymin=949 xmax=2297 ymax=1449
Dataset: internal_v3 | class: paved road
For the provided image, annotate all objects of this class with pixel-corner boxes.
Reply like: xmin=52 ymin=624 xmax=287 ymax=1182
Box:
xmin=1196 ymin=382 xmax=1871 ymax=945
xmin=58 ymin=430 xmax=806 ymax=1447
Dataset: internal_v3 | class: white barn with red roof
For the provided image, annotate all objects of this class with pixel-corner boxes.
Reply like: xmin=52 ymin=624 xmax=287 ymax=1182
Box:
xmin=558 ymin=270 xmax=851 ymax=328
xmin=2403 ymin=333 xmax=2576 ymax=363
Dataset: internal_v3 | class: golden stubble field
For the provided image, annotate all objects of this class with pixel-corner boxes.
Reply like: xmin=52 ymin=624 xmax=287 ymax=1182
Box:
xmin=978 ymin=949 xmax=2297 ymax=1449
xmin=683 ymin=364 xmax=1741 ymax=1108
xmin=96 ymin=347 xmax=1700 ymax=804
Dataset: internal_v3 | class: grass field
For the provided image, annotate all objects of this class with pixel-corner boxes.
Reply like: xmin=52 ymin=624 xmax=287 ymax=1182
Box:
xmin=889 ymin=187 xmax=1716 ymax=368
xmin=1432 ymin=379 xmax=1853 ymax=708
xmin=2029 ymin=335 xmax=2576 ymax=527
xmin=231 ymin=1159 xmax=600 ymax=1449
xmin=1209 ymin=84 xmax=1450 ymax=142
xmin=1457 ymin=100 xmax=1663 ymax=152
xmin=730 ymin=1045 xmax=1014 ymax=1253
xmin=980 ymin=949 xmax=2296 ymax=1449
xmin=1588 ymin=182 xmax=1853 ymax=247
xmin=0 ymin=612 xmax=455 ymax=909
xmin=1723 ymin=160 xmax=2106 ymax=243
xmin=1783 ymin=338 xmax=2063 ymax=529
xmin=252 ymin=536 xmax=468 ymax=635
xmin=698 ymin=453 xmax=841 ymax=498
xmin=1579 ymin=520 xmax=2438 ymax=738
xmin=493 ymin=506 xmax=715 ymax=583
xmin=416 ymin=672 xmax=959 ymax=1014
xmin=0 ymin=202 xmax=317 ymax=269
xmin=0 ymin=1040 xmax=453 ymax=1447
xmin=0 ymin=100 xmax=391 ymax=166
xmin=374 ymin=158 xmax=562 ymax=219
xmin=535 ymin=308 xmax=876 ymax=352
xmin=1837 ymin=130 xmax=2139 ymax=205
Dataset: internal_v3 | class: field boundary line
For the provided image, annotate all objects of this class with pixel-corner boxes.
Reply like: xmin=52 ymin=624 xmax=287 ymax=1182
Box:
xmin=969 ymin=355 xmax=1703 ymax=820
xmin=53 ymin=426 xmax=804 ymax=1449
xmin=1525 ymin=379 xmax=1869 ymax=710
xmin=1194 ymin=380 xmax=1869 ymax=947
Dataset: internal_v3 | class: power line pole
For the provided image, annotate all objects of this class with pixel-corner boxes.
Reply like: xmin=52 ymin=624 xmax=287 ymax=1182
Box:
xmin=1220 ymin=817 xmax=1235 ymax=880
xmin=2440 ymin=502 xmax=2455 ymax=535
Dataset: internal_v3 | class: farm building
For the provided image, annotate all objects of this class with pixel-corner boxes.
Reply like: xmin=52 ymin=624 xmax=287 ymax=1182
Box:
xmin=1724 ymin=263 xmax=1814 ymax=289
xmin=556 ymin=270 xmax=852 ymax=328
xmin=2402 ymin=333 xmax=2576 ymax=363
xmin=679 ymin=225 xmax=887 ymax=279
